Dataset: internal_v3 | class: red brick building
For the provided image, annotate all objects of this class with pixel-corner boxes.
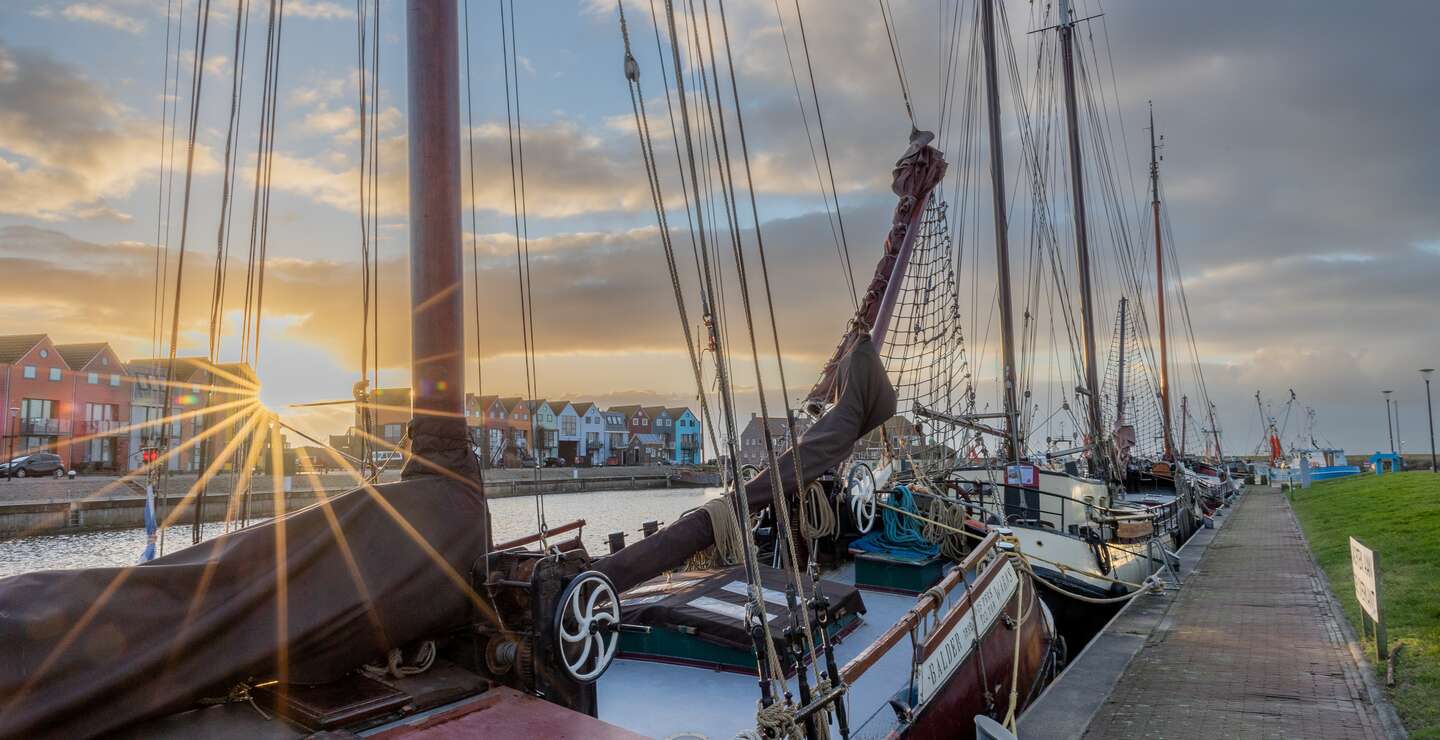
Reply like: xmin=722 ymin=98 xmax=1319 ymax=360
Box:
xmin=1 ymin=334 xmax=76 ymax=467
xmin=55 ymin=342 xmax=130 ymax=471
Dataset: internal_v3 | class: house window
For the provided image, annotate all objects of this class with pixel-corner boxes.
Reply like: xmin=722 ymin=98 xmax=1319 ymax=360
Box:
xmin=38 ymin=349 xmax=48 ymax=359
xmin=49 ymin=368 xmax=62 ymax=382
xmin=110 ymin=374 xmax=120 ymax=386
xmin=383 ymin=423 xmax=403 ymax=440
xmin=561 ymin=416 xmax=576 ymax=435
xmin=88 ymin=372 xmax=99 ymax=385
xmin=22 ymin=365 xmax=36 ymax=379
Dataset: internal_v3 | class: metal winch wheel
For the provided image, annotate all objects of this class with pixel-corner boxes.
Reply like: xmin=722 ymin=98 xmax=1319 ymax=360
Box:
xmin=553 ymin=570 xmax=621 ymax=683
xmin=846 ymin=462 xmax=877 ymax=534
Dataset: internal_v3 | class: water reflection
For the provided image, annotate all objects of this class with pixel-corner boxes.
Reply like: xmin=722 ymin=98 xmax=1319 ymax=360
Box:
xmin=0 ymin=487 xmax=720 ymax=579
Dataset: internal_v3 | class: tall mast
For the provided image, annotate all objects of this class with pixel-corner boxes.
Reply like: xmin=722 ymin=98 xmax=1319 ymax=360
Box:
xmin=404 ymin=0 xmax=472 ymax=477
xmin=1150 ymin=103 xmax=1175 ymax=460
xmin=1058 ymin=0 xmax=1106 ymax=479
xmin=981 ymin=0 xmax=1021 ymax=462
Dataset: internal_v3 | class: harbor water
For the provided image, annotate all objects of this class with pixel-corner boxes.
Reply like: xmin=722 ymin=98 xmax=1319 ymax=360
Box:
xmin=0 ymin=486 xmax=720 ymax=579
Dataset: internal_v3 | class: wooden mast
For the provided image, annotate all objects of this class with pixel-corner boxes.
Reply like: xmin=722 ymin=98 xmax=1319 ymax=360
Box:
xmin=1058 ymin=0 xmax=1106 ymax=480
xmin=981 ymin=0 xmax=1022 ymax=462
xmin=1150 ymin=103 xmax=1176 ymax=461
xmin=404 ymin=0 xmax=471 ymax=477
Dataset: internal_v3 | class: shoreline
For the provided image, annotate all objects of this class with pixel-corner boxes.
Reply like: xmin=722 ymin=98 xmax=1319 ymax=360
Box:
xmin=0 ymin=472 xmax=706 ymax=538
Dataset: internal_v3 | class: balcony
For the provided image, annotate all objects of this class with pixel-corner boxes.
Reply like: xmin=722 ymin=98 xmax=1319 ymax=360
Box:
xmin=18 ymin=418 xmax=70 ymax=436
xmin=76 ymin=419 xmax=127 ymax=436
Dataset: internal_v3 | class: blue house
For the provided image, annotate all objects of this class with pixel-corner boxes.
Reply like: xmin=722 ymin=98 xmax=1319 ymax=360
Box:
xmin=667 ymin=407 xmax=701 ymax=464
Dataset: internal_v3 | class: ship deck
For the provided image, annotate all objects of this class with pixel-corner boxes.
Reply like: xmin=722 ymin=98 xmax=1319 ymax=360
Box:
xmin=597 ymin=563 xmax=919 ymax=738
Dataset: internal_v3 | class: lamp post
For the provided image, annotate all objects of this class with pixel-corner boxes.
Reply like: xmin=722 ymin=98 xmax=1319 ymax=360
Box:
xmin=6 ymin=407 xmax=17 ymax=482
xmin=1422 ymin=369 xmax=1436 ymax=473
xmin=1383 ymin=390 xmax=1395 ymax=453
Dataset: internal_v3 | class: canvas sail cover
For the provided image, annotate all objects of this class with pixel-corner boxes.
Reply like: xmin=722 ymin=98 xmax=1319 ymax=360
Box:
xmin=0 ymin=473 xmax=491 ymax=739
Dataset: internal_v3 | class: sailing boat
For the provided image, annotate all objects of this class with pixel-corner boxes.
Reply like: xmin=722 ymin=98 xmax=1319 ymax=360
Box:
xmin=925 ymin=0 xmax=1175 ymax=635
xmin=0 ymin=2 xmax=1056 ymax=738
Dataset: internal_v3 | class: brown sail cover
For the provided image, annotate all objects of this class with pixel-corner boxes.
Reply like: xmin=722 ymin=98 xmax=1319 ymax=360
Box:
xmin=597 ymin=334 xmax=896 ymax=593
xmin=598 ymin=130 xmax=945 ymax=594
xmin=0 ymin=474 xmax=491 ymax=739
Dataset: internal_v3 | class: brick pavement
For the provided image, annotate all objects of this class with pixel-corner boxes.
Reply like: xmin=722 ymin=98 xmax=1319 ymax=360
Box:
xmin=1081 ymin=487 xmax=1388 ymax=739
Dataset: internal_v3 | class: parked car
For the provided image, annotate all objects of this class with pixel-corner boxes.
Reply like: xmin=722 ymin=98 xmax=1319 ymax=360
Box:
xmin=542 ymin=456 xmax=565 ymax=468
xmin=0 ymin=452 xmax=66 ymax=479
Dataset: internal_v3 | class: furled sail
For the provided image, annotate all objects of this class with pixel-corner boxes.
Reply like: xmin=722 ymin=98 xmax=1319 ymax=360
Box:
xmin=0 ymin=473 xmax=491 ymax=739
xmin=598 ymin=130 xmax=947 ymax=593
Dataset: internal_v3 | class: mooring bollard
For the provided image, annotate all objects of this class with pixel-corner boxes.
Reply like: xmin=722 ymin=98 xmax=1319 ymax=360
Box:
xmin=607 ymin=530 xmax=626 ymax=554
xmin=641 ymin=519 xmax=660 ymax=538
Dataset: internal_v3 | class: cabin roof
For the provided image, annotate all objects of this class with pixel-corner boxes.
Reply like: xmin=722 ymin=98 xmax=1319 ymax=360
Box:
xmin=53 ymin=342 xmax=110 ymax=371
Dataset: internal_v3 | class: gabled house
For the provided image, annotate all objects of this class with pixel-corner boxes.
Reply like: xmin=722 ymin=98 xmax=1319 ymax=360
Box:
xmin=55 ymin=342 xmax=130 ymax=472
xmin=644 ymin=406 xmax=673 ymax=448
xmin=125 ymin=357 xmax=258 ymax=473
xmin=503 ymin=397 xmax=530 ymax=463
xmin=0 ymin=334 xmax=75 ymax=467
xmin=529 ymin=400 xmax=558 ymax=460
xmin=738 ymin=412 xmax=812 ymax=467
xmin=667 ymin=407 xmax=701 ymax=464
xmin=465 ymin=394 xmax=508 ymax=466
xmin=550 ymin=401 xmax=581 ymax=464
xmin=603 ymin=408 xmax=631 ymax=465
xmin=609 ymin=404 xmax=650 ymax=440
xmin=573 ymin=402 xmax=606 ymax=465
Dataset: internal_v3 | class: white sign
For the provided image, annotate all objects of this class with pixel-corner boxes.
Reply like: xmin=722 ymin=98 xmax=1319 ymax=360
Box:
xmin=1349 ymin=537 xmax=1380 ymax=622
xmin=1005 ymin=463 xmax=1039 ymax=489
xmin=914 ymin=563 xmax=1019 ymax=705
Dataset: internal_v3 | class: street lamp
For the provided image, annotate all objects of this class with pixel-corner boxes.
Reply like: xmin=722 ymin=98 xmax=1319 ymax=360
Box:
xmin=1383 ymin=390 xmax=1395 ymax=453
xmin=1422 ymin=369 xmax=1437 ymax=473
xmin=6 ymin=407 xmax=18 ymax=482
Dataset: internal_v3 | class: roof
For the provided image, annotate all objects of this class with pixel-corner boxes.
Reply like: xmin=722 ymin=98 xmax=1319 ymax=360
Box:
xmin=127 ymin=356 xmax=209 ymax=380
xmin=608 ymin=405 xmax=642 ymax=416
xmin=0 ymin=334 xmax=47 ymax=365
xmin=572 ymin=402 xmax=595 ymax=416
xmin=665 ymin=407 xmax=695 ymax=419
xmin=53 ymin=342 xmax=108 ymax=371
xmin=467 ymin=393 xmax=500 ymax=409
xmin=741 ymin=416 xmax=790 ymax=440
xmin=642 ymin=406 xmax=669 ymax=418
xmin=546 ymin=401 xmax=572 ymax=415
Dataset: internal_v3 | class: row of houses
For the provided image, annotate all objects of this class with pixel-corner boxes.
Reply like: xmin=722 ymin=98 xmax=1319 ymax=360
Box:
xmin=0 ymin=333 xmax=258 ymax=472
xmin=354 ymin=390 xmax=703 ymax=467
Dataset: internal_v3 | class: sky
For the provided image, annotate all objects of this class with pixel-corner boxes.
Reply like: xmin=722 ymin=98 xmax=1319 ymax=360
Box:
xmin=0 ymin=0 xmax=1437 ymax=458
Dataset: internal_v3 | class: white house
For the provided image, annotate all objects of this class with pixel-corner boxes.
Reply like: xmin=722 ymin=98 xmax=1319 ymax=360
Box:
xmin=549 ymin=401 xmax=581 ymax=464
xmin=573 ymin=402 xmax=607 ymax=465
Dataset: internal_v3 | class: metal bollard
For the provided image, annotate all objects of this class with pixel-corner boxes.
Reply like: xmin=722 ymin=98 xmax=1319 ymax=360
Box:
xmin=641 ymin=520 xmax=661 ymax=538
xmin=607 ymin=530 xmax=627 ymax=554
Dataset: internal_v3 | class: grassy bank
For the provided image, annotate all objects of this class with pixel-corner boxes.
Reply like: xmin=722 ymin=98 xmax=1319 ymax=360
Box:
xmin=1289 ymin=472 xmax=1440 ymax=738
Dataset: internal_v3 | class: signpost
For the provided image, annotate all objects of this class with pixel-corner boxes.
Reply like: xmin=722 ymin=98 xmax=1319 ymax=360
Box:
xmin=1349 ymin=536 xmax=1387 ymax=659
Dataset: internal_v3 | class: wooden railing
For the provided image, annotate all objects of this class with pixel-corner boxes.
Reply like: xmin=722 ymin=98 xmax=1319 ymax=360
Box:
xmin=839 ymin=532 xmax=1002 ymax=684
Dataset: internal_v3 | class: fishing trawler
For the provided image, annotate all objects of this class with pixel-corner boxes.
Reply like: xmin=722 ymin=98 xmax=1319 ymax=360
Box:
xmin=0 ymin=2 xmax=1062 ymax=738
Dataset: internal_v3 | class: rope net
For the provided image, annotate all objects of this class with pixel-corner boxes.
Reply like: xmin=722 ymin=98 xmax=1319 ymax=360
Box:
xmin=876 ymin=194 xmax=976 ymax=473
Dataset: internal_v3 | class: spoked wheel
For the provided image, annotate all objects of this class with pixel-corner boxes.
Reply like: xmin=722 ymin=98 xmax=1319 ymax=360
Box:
xmin=739 ymin=464 xmax=760 ymax=483
xmin=553 ymin=571 xmax=621 ymax=683
xmin=847 ymin=462 xmax=877 ymax=534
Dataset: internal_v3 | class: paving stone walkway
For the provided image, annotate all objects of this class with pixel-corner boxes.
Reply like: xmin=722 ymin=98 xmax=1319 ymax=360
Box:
xmin=1082 ymin=487 xmax=1388 ymax=740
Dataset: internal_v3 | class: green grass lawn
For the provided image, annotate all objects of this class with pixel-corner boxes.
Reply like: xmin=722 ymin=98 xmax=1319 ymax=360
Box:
xmin=1289 ymin=471 xmax=1440 ymax=738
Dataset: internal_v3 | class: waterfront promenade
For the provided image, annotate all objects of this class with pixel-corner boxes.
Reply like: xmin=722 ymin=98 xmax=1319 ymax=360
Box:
xmin=1025 ymin=486 xmax=1399 ymax=739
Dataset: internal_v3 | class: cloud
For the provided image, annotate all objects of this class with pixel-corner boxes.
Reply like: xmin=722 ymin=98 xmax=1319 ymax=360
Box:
xmin=285 ymin=1 xmax=353 ymax=21
xmin=0 ymin=41 xmax=216 ymax=219
xmin=58 ymin=3 xmax=144 ymax=34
